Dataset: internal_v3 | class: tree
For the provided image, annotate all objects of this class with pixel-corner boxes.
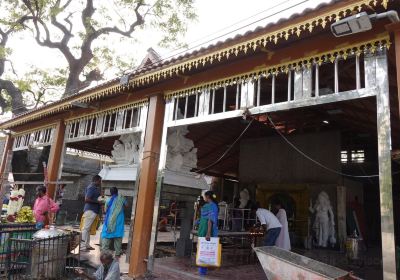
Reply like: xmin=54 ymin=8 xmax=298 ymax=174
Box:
xmin=20 ymin=0 xmax=196 ymax=96
xmin=0 ymin=3 xmax=29 ymax=115
xmin=15 ymin=67 xmax=65 ymax=109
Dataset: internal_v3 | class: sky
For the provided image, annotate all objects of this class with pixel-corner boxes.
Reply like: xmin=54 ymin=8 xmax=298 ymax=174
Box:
xmin=8 ymin=0 xmax=330 ymax=81
xmin=0 ymin=0 xmax=327 ymax=121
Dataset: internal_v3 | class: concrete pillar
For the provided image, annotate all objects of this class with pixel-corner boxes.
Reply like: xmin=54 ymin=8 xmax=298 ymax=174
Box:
xmin=375 ymin=49 xmax=396 ymax=280
xmin=129 ymin=94 xmax=165 ymax=278
xmin=176 ymin=203 xmax=195 ymax=257
xmin=385 ymin=23 xmax=400 ymax=118
xmin=47 ymin=120 xmax=66 ymax=199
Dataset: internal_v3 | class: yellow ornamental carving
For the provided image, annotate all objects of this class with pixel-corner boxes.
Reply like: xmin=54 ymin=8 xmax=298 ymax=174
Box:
xmin=308 ymin=23 xmax=314 ymax=33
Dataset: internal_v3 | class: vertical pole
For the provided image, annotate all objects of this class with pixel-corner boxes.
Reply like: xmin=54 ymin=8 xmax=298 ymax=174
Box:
xmin=334 ymin=57 xmax=339 ymax=93
xmin=257 ymin=77 xmax=261 ymax=107
xmin=129 ymin=94 xmax=165 ymax=278
xmin=272 ymin=74 xmax=276 ymax=104
xmin=235 ymin=84 xmax=239 ymax=110
xmin=287 ymin=70 xmax=292 ymax=101
xmin=194 ymin=93 xmax=199 ymax=117
xmin=336 ymin=186 xmax=346 ymax=252
xmin=223 ymin=86 xmax=227 ymax=112
xmin=174 ymin=97 xmax=179 ymax=120
xmin=211 ymin=89 xmax=215 ymax=114
xmin=375 ymin=49 xmax=396 ymax=280
xmin=184 ymin=95 xmax=188 ymax=119
xmin=356 ymin=55 xmax=361 ymax=90
xmin=46 ymin=120 xmax=66 ymax=200
xmin=0 ymin=134 xmax=13 ymax=179
xmin=395 ymin=29 xmax=400 ymax=118
xmin=0 ymin=134 xmax=14 ymax=213
xmin=147 ymin=99 xmax=174 ymax=271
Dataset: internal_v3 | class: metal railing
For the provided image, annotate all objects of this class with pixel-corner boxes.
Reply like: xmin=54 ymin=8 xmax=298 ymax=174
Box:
xmin=13 ymin=127 xmax=55 ymax=151
xmin=0 ymin=226 xmax=80 ymax=280
xmin=223 ymin=208 xmax=259 ymax=232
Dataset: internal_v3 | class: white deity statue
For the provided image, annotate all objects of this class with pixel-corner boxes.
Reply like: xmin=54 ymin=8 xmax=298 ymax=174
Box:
xmin=309 ymin=191 xmax=336 ymax=248
xmin=7 ymin=188 xmax=20 ymax=215
xmin=120 ymin=133 xmax=140 ymax=164
xmin=239 ymin=188 xmax=250 ymax=209
xmin=166 ymin=116 xmax=198 ymax=172
xmin=111 ymin=133 xmax=141 ymax=165
xmin=111 ymin=140 xmax=126 ymax=163
xmin=16 ymin=187 xmax=25 ymax=212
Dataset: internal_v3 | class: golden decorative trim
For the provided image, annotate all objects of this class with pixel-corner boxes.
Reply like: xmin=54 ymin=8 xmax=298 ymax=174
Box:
xmin=130 ymin=0 xmax=386 ymax=89
xmin=65 ymin=99 xmax=148 ymax=123
xmin=0 ymin=0 xmax=389 ymax=130
xmin=165 ymin=33 xmax=390 ymax=99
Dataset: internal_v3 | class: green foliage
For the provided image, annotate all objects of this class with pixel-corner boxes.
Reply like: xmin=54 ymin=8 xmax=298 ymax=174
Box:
xmin=0 ymin=0 xmax=197 ymax=112
xmin=14 ymin=67 xmax=65 ymax=109
xmin=0 ymin=47 xmax=12 ymax=60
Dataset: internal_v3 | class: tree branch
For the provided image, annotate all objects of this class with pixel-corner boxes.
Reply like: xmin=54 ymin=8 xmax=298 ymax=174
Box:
xmin=0 ymin=79 xmax=27 ymax=115
xmin=95 ymin=3 xmax=145 ymax=37
xmin=22 ymin=0 xmax=76 ymax=65
xmin=50 ymin=0 xmax=73 ymax=46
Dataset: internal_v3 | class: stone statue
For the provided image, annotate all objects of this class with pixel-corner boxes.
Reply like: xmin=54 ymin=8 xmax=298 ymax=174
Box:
xmin=239 ymin=188 xmax=250 ymax=209
xmin=309 ymin=191 xmax=336 ymax=248
xmin=111 ymin=133 xmax=141 ymax=165
xmin=166 ymin=114 xmax=198 ymax=172
xmin=111 ymin=140 xmax=125 ymax=163
xmin=7 ymin=187 xmax=24 ymax=216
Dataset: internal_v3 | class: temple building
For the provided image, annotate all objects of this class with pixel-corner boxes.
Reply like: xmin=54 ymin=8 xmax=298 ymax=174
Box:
xmin=1 ymin=0 xmax=400 ymax=279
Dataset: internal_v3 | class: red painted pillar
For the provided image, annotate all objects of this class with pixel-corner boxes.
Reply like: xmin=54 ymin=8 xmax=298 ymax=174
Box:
xmin=129 ymin=94 xmax=165 ymax=278
xmin=47 ymin=120 xmax=66 ymax=199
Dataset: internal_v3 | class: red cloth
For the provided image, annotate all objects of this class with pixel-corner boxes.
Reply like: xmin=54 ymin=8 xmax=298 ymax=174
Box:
xmin=33 ymin=195 xmax=59 ymax=223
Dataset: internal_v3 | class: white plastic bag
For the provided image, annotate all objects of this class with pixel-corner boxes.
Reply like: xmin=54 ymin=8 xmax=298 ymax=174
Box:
xmin=196 ymin=237 xmax=222 ymax=267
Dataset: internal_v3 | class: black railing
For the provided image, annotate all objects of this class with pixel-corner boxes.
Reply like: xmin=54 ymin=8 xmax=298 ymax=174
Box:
xmin=0 ymin=225 xmax=80 ymax=280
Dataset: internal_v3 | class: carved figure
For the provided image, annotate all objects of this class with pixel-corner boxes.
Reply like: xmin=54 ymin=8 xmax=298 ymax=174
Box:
xmin=166 ymin=117 xmax=198 ymax=172
xmin=111 ymin=140 xmax=125 ymax=163
xmin=7 ymin=188 xmax=25 ymax=215
xmin=111 ymin=133 xmax=141 ymax=165
xmin=309 ymin=191 xmax=336 ymax=248
xmin=239 ymin=188 xmax=250 ymax=209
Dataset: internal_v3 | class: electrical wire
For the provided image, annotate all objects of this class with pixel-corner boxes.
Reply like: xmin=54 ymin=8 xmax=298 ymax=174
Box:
xmin=6 ymin=0 xmax=310 ymax=111
xmin=129 ymin=0 xmax=310 ymax=75
xmin=167 ymin=0 xmax=301 ymax=54
xmin=266 ymin=114 xmax=383 ymax=178
xmin=60 ymin=0 xmax=310 ymax=96
xmin=195 ymin=118 xmax=255 ymax=173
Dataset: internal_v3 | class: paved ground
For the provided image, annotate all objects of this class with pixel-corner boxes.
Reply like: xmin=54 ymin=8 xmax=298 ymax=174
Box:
xmin=80 ymin=227 xmax=383 ymax=280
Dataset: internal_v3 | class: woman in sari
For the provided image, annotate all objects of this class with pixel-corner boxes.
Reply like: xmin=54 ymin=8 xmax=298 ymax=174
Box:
xmin=101 ymin=187 xmax=127 ymax=259
xmin=197 ymin=191 xmax=219 ymax=276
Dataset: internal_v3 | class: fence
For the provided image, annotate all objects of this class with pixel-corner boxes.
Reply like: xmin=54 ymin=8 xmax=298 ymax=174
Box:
xmin=0 ymin=224 xmax=80 ymax=280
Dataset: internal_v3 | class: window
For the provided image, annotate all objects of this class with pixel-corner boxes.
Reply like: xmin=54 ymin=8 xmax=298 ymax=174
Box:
xmin=341 ymin=151 xmax=348 ymax=163
xmin=351 ymin=150 xmax=365 ymax=163
xmin=341 ymin=150 xmax=365 ymax=164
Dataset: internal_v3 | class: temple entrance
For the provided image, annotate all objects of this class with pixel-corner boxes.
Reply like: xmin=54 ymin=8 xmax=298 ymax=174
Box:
xmin=154 ymin=91 xmax=399 ymax=279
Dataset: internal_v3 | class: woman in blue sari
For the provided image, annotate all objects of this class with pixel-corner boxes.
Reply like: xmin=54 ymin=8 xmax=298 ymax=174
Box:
xmin=197 ymin=191 xmax=219 ymax=276
xmin=101 ymin=187 xmax=127 ymax=259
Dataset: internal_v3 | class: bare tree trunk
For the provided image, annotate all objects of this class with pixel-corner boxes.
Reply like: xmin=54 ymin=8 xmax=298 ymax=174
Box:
xmin=64 ymin=68 xmax=83 ymax=96
xmin=0 ymin=79 xmax=27 ymax=115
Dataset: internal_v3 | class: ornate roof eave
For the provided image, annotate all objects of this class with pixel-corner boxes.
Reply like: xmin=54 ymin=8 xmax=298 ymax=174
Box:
xmin=0 ymin=0 xmax=389 ymax=130
xmin=127 ymin=0 xmax=389 ymax=88
xmin=165 ymin=33 xmax=391 ymax=99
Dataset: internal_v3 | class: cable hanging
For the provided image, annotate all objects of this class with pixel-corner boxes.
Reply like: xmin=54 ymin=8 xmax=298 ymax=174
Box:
xmin=266 ymin=114 xmax=384 ymax=179
xmin=195 ymin=118 xmax=255 ymax=173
